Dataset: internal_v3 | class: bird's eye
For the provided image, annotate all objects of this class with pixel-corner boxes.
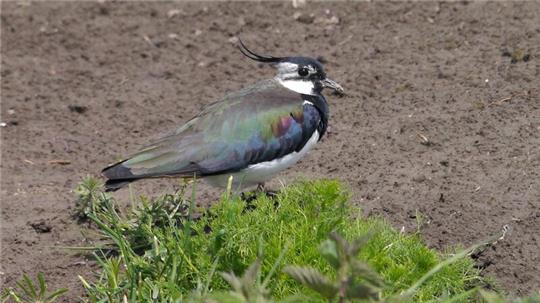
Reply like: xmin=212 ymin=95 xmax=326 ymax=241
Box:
xmin=298 ymin=67 xmax=309 ymax=76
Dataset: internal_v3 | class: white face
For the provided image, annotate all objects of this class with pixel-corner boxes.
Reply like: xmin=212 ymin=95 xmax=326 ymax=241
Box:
xmin=275 ymin=62 xmax=318 ymax=95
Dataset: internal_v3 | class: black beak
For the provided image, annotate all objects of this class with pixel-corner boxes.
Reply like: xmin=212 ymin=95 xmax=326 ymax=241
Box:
xmin=321 ymin=78 xmax=344 ymax=95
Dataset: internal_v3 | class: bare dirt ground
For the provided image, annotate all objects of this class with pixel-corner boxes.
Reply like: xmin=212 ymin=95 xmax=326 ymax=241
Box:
xmin=1 ymin=1 xmax=539 ymax=301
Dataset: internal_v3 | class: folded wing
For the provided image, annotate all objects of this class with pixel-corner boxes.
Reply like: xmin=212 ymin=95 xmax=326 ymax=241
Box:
xmin=102 ymin=79 xmax=321 ymax=190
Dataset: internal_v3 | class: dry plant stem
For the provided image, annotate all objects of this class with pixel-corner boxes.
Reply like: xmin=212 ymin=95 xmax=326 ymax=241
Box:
xmin=49 ymin=159 xmax=71 ymax=165
xmin=488 ymin=92 xmax=528 ymax=106
xmin=417 ymin=133 xmax=431 ymax=145
xmin=337 ymin=35 xmax=353 ymax=46
xmin=143 ymin=35 xmax=156 ymax=47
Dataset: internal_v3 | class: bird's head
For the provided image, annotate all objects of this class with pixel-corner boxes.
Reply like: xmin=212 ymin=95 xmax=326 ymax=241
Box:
xmin=238 ymin=39 xmax=344 ymax=96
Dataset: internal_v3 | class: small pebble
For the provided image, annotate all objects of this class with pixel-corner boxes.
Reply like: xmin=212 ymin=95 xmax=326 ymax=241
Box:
xmin=294 ymin=12 xmax=315 ymax=24
xmin=68 ymin=105 xmax=88 ymax=114
xmin=29 ymin=220 xmax=52 ymax=233
xmin=167 ymin=9 xmax=182 ymax=19
xmin=412 ymin=175 xmax=426 ymax=183
xmin=327 ymin=16 xmax=340 ymax=25
xmin=292 ymin=0 xmax=306 ymax=8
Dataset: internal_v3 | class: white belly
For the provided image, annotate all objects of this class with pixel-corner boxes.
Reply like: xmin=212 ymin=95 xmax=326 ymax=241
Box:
xmin=205 ymin=130 xmax=320 ymax=189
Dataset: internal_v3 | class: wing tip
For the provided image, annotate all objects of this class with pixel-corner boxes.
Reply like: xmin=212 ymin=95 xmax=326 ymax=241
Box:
xmin=102 ymin=162 xmax=137 ymax=191
xmin=104 ymin=179 xmax=133 ymax=192
xmin=102 ymin=161 xmax=134 ymax=179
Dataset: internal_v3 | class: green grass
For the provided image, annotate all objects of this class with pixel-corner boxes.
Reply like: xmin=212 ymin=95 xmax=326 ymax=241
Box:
xmin=191 ymin=180 xmax=478 ymax=300
xmin=76 ymin=178 xmax=489 ymax=302
xmin=1 ymin=272 xmax=68 ymax=303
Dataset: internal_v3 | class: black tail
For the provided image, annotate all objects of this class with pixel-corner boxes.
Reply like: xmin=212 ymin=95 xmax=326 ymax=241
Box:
xmin=102 ymin=161 xmax=138 ymax=192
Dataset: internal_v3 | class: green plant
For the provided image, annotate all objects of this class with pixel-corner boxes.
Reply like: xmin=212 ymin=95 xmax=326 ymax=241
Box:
xmin=191 ymin=233 xmax=540 ymax=303
xmin=285 ymin=232 xmax=383 ymax=302
xmin=3 ymin=272 xmax=67 ymax=303
xmin=73 ymin=175 xmax=108 ymax=220
xmin=75 ymin=177 xmax=486 ymax=302
xmin=211 ymin=258 xmax=274 ymax=303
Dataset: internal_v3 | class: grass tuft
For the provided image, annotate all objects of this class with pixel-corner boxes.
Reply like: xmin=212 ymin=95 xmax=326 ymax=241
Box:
xmin=1 ymin=272 xmax=68 ymax=303
xmin=75 ymin=177 xmax=491 ymax=302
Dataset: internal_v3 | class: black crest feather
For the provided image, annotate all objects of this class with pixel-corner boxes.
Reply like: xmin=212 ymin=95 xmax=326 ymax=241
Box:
xmin=237 ymin=38 xmax=282 ymax=63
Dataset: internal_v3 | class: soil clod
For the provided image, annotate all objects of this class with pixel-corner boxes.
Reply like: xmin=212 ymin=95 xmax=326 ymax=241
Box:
xmin=29 ymin=220 xmax=52 ymax=233
xmin=293 ymin=12 xmax=315 ymax=24
xmin=68 ymin=105 xmax=88 ymax=114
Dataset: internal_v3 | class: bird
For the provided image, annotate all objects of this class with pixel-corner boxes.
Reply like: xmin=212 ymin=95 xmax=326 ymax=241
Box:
xmin=102 ymin=39 xmax=344 ymax=192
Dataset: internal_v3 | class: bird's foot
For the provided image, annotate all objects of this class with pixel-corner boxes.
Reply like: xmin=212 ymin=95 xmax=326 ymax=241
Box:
xmin=240 ymin=192 xmax=258 ymax=212
xmin=239 ymin=184 xmax=279 ymax=212
xmin=263 ymin=190 xmax=278 ymax=199
xmin=239 ymin=190 xmax=276 ymax=203
xmin=240 ymin=192 xmax=258 ymax=203
xmin=256 ymin=183 xmax=278 ymax=199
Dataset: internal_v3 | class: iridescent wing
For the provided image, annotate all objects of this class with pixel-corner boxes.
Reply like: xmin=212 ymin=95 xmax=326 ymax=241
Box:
xmin=102 ymin=79 xmax=322 ymax=190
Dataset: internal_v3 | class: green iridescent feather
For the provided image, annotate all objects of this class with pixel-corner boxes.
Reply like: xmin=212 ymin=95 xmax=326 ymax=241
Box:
xmin=102 ymin=79 xmax=322 ymax=185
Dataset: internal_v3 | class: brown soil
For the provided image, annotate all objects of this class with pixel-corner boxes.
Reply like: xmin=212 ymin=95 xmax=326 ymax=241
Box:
xmin=1 ymin=1 xmax=539 ymax=301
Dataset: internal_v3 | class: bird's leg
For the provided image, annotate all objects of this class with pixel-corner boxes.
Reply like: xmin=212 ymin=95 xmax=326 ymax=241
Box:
xmin=239 ymin=183 xmax=261 ymax=205
xmin=240 ymin=185 xmax=261 ymax=211
xmin=240 ymin=191 xmax=257 ymax=202
xmin=257 ymin=183 xmax=277 ymax=199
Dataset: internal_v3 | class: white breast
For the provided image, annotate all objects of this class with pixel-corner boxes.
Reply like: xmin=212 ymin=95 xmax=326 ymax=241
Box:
xmin=204 ymin=130 xmax=320 ymax=189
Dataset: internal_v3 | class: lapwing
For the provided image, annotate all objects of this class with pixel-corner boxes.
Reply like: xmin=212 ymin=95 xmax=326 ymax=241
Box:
xmin=102 ymin=40 xmax=343 ymax=192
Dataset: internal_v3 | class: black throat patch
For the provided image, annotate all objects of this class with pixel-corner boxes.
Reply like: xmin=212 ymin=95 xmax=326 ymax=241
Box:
xmin=302 ymin=93 xmax=329 ymax=140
